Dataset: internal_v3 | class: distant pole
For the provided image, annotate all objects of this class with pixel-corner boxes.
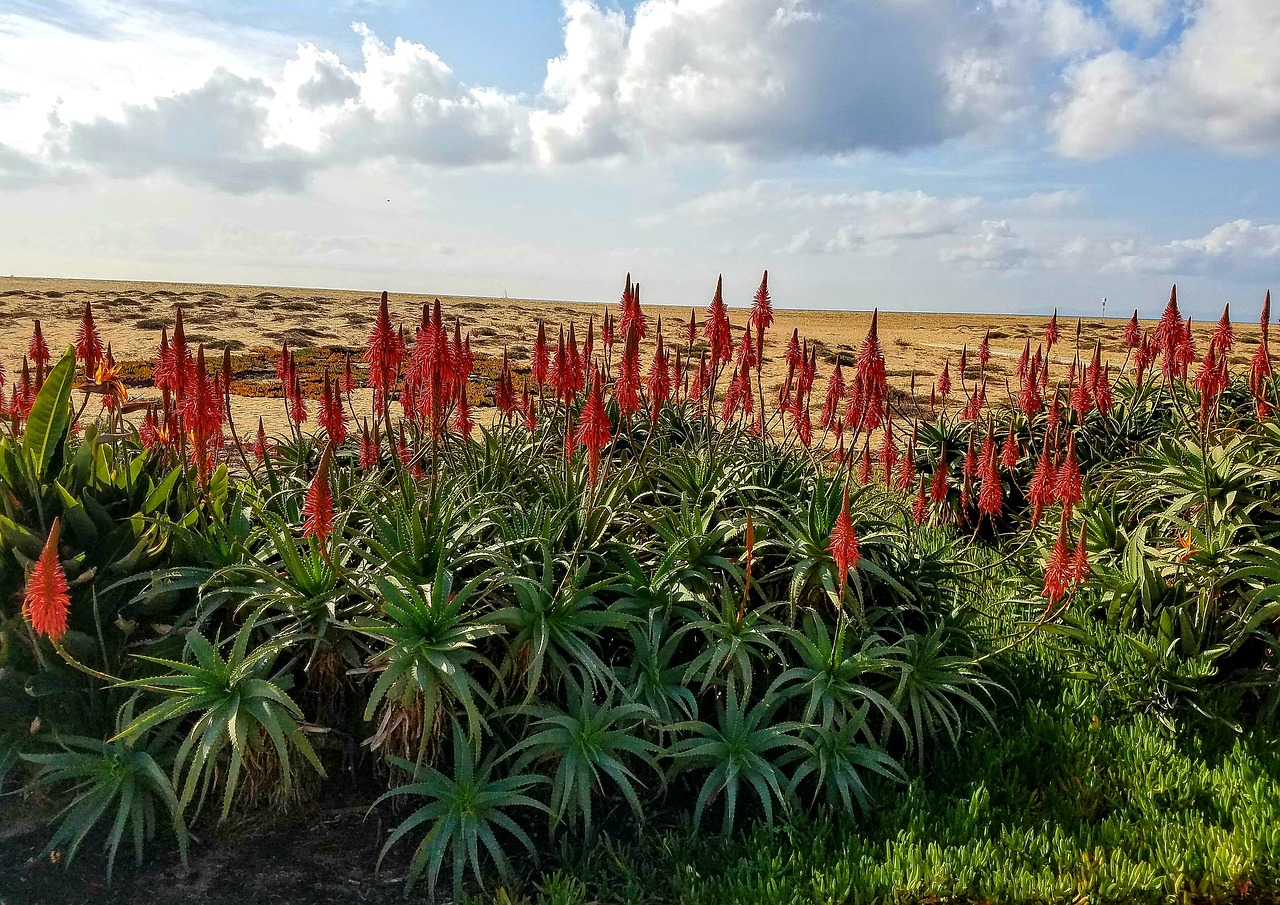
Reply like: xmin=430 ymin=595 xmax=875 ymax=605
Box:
xmin=1102 ymin=296 xmax=1107 ymax=315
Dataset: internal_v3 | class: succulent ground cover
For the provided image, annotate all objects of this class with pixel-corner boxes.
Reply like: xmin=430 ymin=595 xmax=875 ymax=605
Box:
xmin=2 ymin=277 xmax=1279 ymax=903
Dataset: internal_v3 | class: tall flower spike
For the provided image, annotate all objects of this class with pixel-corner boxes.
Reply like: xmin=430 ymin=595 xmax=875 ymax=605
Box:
xmin=852 ymin=310 xmax=887 ymax=431
xmin=319 ymin=370 xmax=347 ymax=446
xmin=29 ymin=320 xmax=50 ymax=384
xmin=704 ymin=275 xmax=733 ymax=367
xmin=978 ymin=424 xmax=1003 ymax=520
xmin=359 ymin=419 xmax=379 ymax=470
xmin=930 ymin=445 xmax=949 ymax=505
xmin=302 ymin=445 xmax=335 ymax=544
xmin=819 ymin=360 xmax=845 ymax=430
xmin=750 ymin=270 xmax=772 ymax=363
xmin=1123 ymin=310 xmax=1141 ymax=349
xmin=365 ymin=290 xmax=401 ymax=414
xmin=532 ymin=319 xmax=550 ymax=387
xmin=75 ymin=301 xmax=103 ymax=377
xmin=576 ymin=366 xmax=612 ymax=485
xmin=937 ymin=358 xmax=952 ymax=399
xmin=828 ymin=484 xmax=861 ymax=603
xmin=1054 ymin=433 xmax=1083 ymax=510
xmin=1044 ymin=309 xmax=1060 ymax=349
xmin=1028 ymin=443 xmax=1056 ymax=529
xmin=24 ymin=519 xmax=70 ymax=641
xmin=1041 ymin=512 xmax=1072 ymax=608
xmin=1210 ymin=304 xmax=1233 ymax=355
xmin=979 ymin=328 xmax=991 ymax=371
xmin=1069 ymin=519 xmax=1091 ymax=587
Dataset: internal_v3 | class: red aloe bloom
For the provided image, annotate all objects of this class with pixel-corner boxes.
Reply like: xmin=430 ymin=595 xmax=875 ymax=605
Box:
xmin=577 ymin=366 xmax=612 ymax=484
xmin=911 ymin=481 xmax=929 ymax=525
xmin=1095 ymin=363 xmax=1114 ymax=416
xmin=618 ymin=274 xmax=648 ymax=343
xmin=567 ymin=321 xmax=584 ymax=394
xmin=29 ymin=320 xmax=50 ymax=378
xmin=1054 ymin=433 xmax=1082 ymax=510
xmin=453 ymin=379 xmax=475 ymax=437
xmin=1041 ymin=513 xmax=1072 ymax=607
xmin=1069 ymin=519 xmax=1091 ymax=587
xmin=75 ymin=302 xmax=103 ymax=377
xmin=979 ymin=328 xmax=991 ymax=371
xmin=750 ymin=270 xmax=772 ymax=362
xmin=897 ymin=434 xmax=918 ymax=491
xmin=319 ymin=371 xmax=347 ymax=446
xmin=153 ymin=328 xmax=174 ymax=393
xmin=343 ymin=353 xmax=355 ymax=396
xmin=962 ymin=435 xmax=978 ymax=480
xmin=1016 ymin=340 xmax=1030 ymax=383
xmin=721 ymin=357 xmax=750 ymax=424
xmin=12 ymin=357 xmax=34 ymax=420
xmin=24 ymin=519 xmax=70 ymax=641
xmin=794 ymin=393 xmax=813 ymax=448
xmin=1134 ymin=331 xmax=1154 ymax=384
xmin=1028 ymin=443 xmax=1056 ymax=528
xmin=685 ymin=308 xmax=698 ymax=347
xmin=287 ymin=372 xmax=308 ymax=426
xmin=646 ymin=332 xmax=670 ymax=422
xmin=828 ymin=484 xmax=861 ymax=601
xmin=857 ymin=442 xmax=873 ymax=485
xmin=615 ymin=325 xmax=642 ymax=417
xmin=140 ymin=405 xmax=168 ymax=452
xmin=937 ymin=358 xmax=952 ymax=399
xmin=531 ymin=319 xmax=550 ymax=387
xmin=495 ymin=347 xmax=516 ymax=417
xmin=704 ymin=275 xmax=733 ymax=367
xmin=1249 ymin=292 xmax=1273 ymax=416
xmin=1070 ymin=368 xmax=1093 ymax=420
xmin=1123 ymin=310 xmax=1141 ymax=349
xmin=1154 ymin=285 xmax=1183 ymax=372
xmin=820 ymin=360 xmax=845 ymax=430
xmin=736 ymin=322 xmax=758 ymax=373
xmin=365 ymin=291 xmax=402 ymax=413
xmin=302 ymin=447 xmax=335 ymax=544
xmin=852 ymin=310 xmax=887 ymax=431
xmin=1210 ymin=304 xmax=1233 ymax=355
xmin=959 ymin=346 xmax=968 ymax=379
xmin=930 ymin=445 xmax=949 ymax=505
xmin=358 ymin=420 xmax=379 ymax=470
xmin=1000 ymin=422 xmax=1019 ymax=469
xmin=520 ymin=383 xmax=537 ymax=431
xmin=252 ymin=417 xmax=271 ymax=462
xmin=784 ymin=328 xmax=802 ymax=375
xmin=170 ymin=309 xmax=194 ymax=397
xmin=978 ymin=426 xmax=1003 ymax=519
xmin=549 ymin=324 xmax=572 ymax=403
xmin=1044 ymin=309 xmax=1060 ymax=349
xmin=879 ymin=420 xmax=899 ymax=486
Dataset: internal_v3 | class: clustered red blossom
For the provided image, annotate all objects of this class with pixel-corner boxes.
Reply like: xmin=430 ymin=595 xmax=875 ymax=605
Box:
xmin=5 ymin=278 xmax=1275 ymax=623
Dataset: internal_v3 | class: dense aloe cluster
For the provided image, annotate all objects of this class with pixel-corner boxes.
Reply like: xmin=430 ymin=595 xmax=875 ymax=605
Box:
xmin=2 ymin=278 xmax=1280 ymax=902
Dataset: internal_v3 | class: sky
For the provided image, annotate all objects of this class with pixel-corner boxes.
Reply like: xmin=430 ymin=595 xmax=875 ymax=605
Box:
xmin=0 ymin=0 xmax=1277 ymax=319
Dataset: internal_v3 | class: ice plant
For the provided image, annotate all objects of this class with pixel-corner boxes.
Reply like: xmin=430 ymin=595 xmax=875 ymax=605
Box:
xmin=302 ymin=446 xmax=335 ymax=544
xmin=827 ymin=484 xmax=861 ymax=603
xmin=75 ymin=301 xmax=103 ymax=378
xmin=24 ymin=519 xmax=70 ymax=642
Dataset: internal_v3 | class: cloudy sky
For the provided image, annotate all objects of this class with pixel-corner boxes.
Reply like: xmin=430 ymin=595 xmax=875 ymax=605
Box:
xmin=1 ymin=0 xmax=1277 ymax=318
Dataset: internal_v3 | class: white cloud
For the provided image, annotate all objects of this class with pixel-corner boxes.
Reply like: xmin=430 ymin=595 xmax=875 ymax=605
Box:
xmin=1007 ymin=189 xmax=1084 ymax=214
xmin=1100 ymin=220 xmax=1280 ymax=275
xmin=940 ymin=220 xmax=1035 ymax=270
xmin=1054 ymin=0 xmax=1280 ymax=156
xmin=1106 ymin=0 xmax=1180 ymax=37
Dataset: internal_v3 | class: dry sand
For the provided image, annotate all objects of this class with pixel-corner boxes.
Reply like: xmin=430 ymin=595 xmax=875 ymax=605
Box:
xmin=0 ymin=275 xmax=1257 ymax=436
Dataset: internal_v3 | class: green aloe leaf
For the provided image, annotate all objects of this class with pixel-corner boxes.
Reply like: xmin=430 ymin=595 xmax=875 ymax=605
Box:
xmin=23 ymin=346 xmax=77 ymax=482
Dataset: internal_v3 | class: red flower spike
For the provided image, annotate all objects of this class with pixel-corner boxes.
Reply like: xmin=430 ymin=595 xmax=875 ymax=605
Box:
xmin=930 ymin=445 xmax=949 ymax=506
xmin=576 ymin=366 xmax=612 ymax=485
xmin=979 ymin=328 xmax=991 ymax=370
xmin=879 ymin=420 xmax=899 ymax=486
xmin=531 ymin=319 xmax=550 ymax=387
xmin=938 ymin=358 xmax=952 ymax=398
xmin=365 ymin=291 xmax=402 ymax=413
xmin=750 ymin=270 xmax=772 ymax=363
xmin=646 ymin=331 xmax=670 ymax=422
xmin=1028 ymin=443 xmax=1056 ymax=529
xmin=1016 ymin=340 xmax=1030 ymax=383
xmin=1041 ymin=513 xmax=1072 ymax=607
xmin=911 ymin=481 xmax=929 ymax=525
xmin=820 ymin=361 xmax=845 ymax=430
xmin=358 ymin=419 xmax=378 ymax=470
xmin=1044 ymin=309 xmax=1060 ymax=349
xmin=319 ymin=370 xmax=347 ymax=446
xmin=343 ymin=353 xmax=355 ymax=396
xmin=1210 ymin=304 xmax=1233 ymax=355
xmin=828 ymin=484 xmax=861 ymax=602
xmin=704 ymin=275 xmax=733 ymax=367
xmin=1054 ymin=433 xmax=1083 ymax=510
xmin=615 ymin=325 xmax=642 ymax=418
xmin=24 ymin=519 xmax=70 ymax=641
xmin=897 ymin=434 xmax=918 ymax=491
xmin=453 ymin=377 xmax=474 ymax=437
xmin=29 ymin=320 xmax=50 ymax=374
xmin=75 ymin=302 xmax=103 ymax=377
xmin=857 ymin=442 xmax=873 ymax=485
xmin=1000 ymin=422 xmax=1019 ymax=469
xmin=1123 ymin=309 xmax=1141 ymax=349
xmin=853 ymin=310 xmax=887 ymax=431
xmin=978 ymin=426 xmax=1003 ymax=519
xmin=302 ymin=446 xmax=335 ymax=544
xmin=685 ymin=308 xmax=698 ymax=347
xmin=252 ymin=417 xmax=271 ymax=462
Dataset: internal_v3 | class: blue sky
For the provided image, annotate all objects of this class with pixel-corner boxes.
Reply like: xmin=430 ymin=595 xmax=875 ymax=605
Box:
xmin=0 ymin=0 xmax=1277 ymax=319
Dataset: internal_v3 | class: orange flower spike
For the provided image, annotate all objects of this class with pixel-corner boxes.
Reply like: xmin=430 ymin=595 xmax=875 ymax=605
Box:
xmin=25 ymin=519 xmax=70 ymax=642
